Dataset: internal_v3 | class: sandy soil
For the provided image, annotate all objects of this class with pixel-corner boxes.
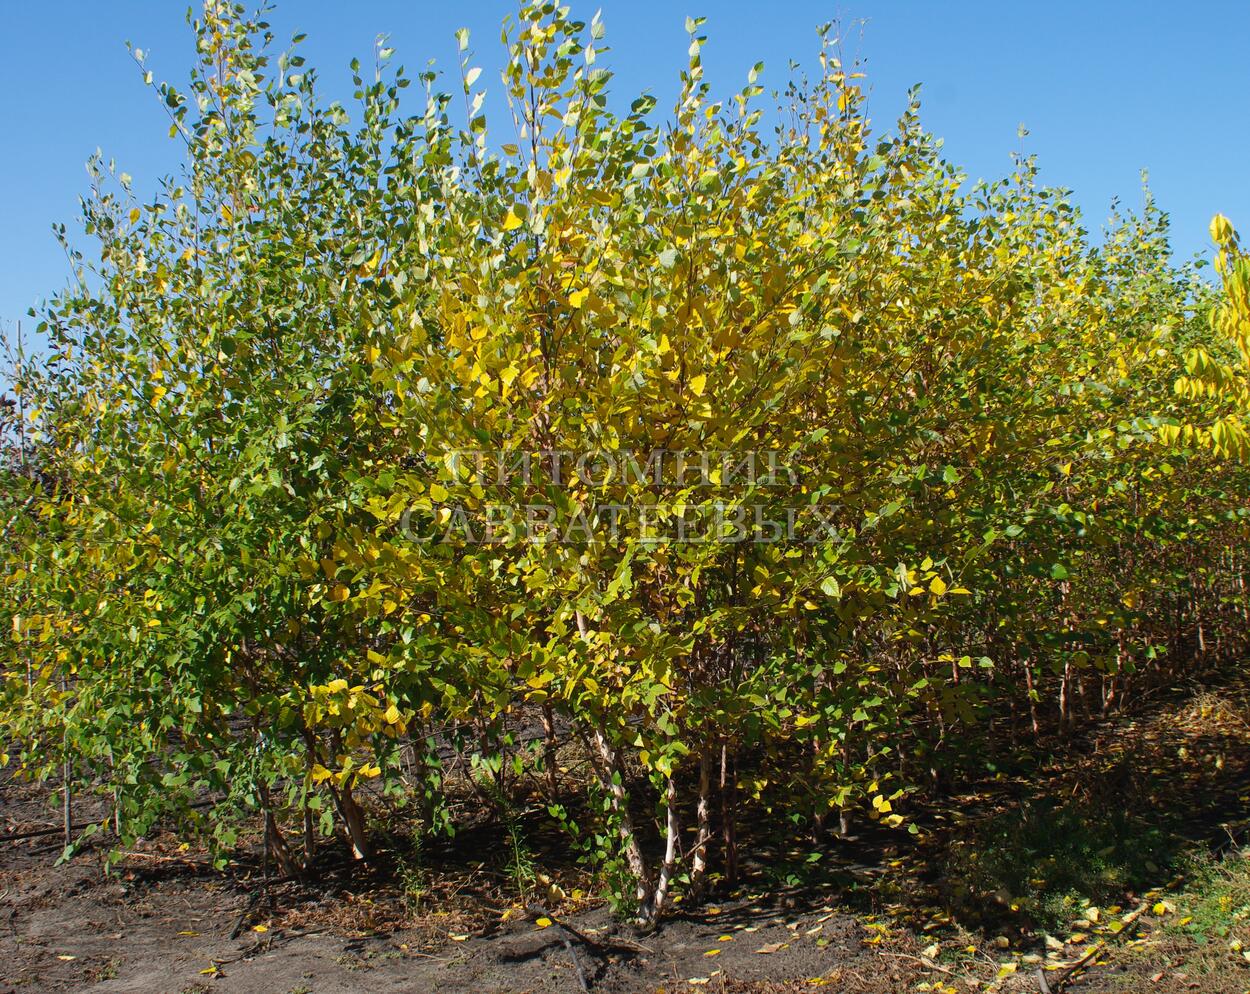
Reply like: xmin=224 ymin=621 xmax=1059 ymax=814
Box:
xmin=0 ymin=814 xmax=906 ymax=994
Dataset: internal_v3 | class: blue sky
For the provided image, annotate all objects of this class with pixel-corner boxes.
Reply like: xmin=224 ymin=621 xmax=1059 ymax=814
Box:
xmin=2 ymin=2 xmax=1248 ymax=330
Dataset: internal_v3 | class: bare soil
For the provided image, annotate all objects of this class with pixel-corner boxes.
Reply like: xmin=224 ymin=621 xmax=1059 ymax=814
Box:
xmin=0 ymin=795 xmax=918 ymax=994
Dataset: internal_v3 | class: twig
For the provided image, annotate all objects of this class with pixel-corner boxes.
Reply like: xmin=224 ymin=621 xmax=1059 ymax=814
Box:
xmin=879 ymin=951 xmax=977 ymax=983
xmin=228 ymin=891 xmax=261 ymax=940
xmin=560 ymin=934 xmax=591 ymax=993
xmin=526 ymin=905 xmax=652 ymax=955
xmin=117 ymin=850 xmax=214 ymax=871
xmin=1045 ymin=901 xmax=1149 ymax=992
xmin=0 ymin=823 xmax=95 ymax=844
xmin=1048 ymin=942 xmax=1105 ymax=990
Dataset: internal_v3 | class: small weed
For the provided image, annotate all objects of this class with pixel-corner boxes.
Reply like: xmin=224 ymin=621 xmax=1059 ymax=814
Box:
xmin=939 ymin=794 xmax=1175 ymax=933
xmin=88 ymin=958 xmax=120 ymax=982
xmin=505 ymin=815 xmax=537 ymax=897
xmin=1102 ymin=846 xmax=1250 ymax=990
xmin=1165 ymin=848 xmax=1250 ymax=943
xmin=398 ymin=840 xmax=431 ymax=915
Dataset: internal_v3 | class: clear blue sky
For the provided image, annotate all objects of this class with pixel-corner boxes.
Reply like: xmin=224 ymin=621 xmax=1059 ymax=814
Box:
xmin=2 ymin=2 xmax=1248 ymax=330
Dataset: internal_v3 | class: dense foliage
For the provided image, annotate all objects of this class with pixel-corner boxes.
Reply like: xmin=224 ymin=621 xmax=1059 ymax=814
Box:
xmin=3 ymin=1 xmax=1248 ymax=925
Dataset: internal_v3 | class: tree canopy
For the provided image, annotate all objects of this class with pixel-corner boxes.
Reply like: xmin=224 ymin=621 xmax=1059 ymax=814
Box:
xmin=3 ymin=1 xmax=1248 ymax=925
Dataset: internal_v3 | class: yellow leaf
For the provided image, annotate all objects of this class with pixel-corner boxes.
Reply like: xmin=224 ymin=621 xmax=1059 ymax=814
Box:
xmin=252 ymin=924 xmax=268 ymax=933
xmin=569 ymin=288 xmax=589 ymax=309
xmin=502 ymin=208 xmax=524 ymax=231
xmin=329 ymin=584 xmax=351 ymax=603
xmin=929 ymin=576 xmax=947 ymax=595
xmin=129 ymin=208 xmax=141 ymax=224
xmin=690 ymin=373 xmax=707 ymax=396
xmin=536 ymin=917 xmax=553 ymax=929
xmin=430 ymin=482 xmax=449 ymax=502
xmin=704 ymin=948 xmax=721 ymax=957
